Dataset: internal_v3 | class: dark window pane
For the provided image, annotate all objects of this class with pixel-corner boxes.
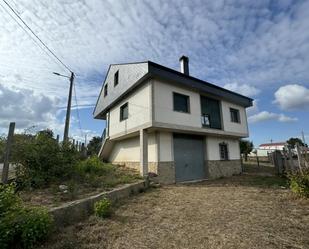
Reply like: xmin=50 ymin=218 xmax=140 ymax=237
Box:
xmin=104 ymin=84 xmax=108 ymax=97
xmin=230 ymin=108 xmax=240 ymax=123
xmin=120 ymin=103 xmax=128 ymax=121
xmin=173 ymin=93 xmax=189 ymax=113
xmin=114 ymin=71 xmax=119 ymax=86
xmin=219 ymin=143 xmax=229 ymax=160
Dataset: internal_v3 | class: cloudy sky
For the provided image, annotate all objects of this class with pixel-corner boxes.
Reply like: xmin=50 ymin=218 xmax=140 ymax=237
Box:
xmin=0 ymin=0 xmax=308 ymax=146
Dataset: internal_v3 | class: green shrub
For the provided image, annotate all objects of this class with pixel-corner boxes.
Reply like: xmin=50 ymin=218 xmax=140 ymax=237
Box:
xmin=0 ymin=184 xmax=53 ymax=248
xmin=76 ymin=156 xmax=114 ymax=176
xmin=94 ymin=197 xmax=112 ymax=218
xmin=14 ymin=130 xmax=80 ymax=189
xmin=289 ymin=171 xmax=309 ymax=198
xmin=20 ymin=207 xmax=53 ymax=248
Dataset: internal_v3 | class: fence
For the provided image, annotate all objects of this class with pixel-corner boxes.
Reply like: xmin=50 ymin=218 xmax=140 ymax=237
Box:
xmin=271 ymin=143 xmax=309 ymax=175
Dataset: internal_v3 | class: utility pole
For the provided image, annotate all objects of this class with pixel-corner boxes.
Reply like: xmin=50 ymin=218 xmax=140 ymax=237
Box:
xmin=63 ymin=72 xmax=74 ymax=142
xmin=53 ymin=71 xmax=74 ymax=143
xmin=301 ymin=131 xmax=306 ymax=145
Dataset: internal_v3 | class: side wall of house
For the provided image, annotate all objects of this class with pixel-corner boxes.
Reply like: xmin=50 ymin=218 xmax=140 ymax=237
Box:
xmin=108 ymin=81 xmax=152 ymax=138
xmin=108 ymin=132 xmax=157 ymax=172
xmin=206 ymin=136 xmax=242 ymax=179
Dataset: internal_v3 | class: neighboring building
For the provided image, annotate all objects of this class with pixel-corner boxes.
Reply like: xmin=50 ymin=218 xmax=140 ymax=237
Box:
xmin=93 ymin=56 xmax=253 ymax=183
xmin=250 ymin=142 xmax=287 ymax=157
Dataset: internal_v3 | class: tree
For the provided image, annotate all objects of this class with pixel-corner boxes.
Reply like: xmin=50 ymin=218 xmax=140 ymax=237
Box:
xmin=239 ymin=140 xmax=253 ymax=161
xmin=286 ymin=137 xmax=304 ymax=149
xmin=87 ymin=136 xmax=102 ymax=156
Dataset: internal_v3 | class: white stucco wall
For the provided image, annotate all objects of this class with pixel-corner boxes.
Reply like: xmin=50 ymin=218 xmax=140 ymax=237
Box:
xmin=108 ymin=133 xmax=157 ymax=163
xmin=108 ymin=81 xmax=151 ymax=138
xmin=153 ymin=80 xmax=201 ymax=128
xmin=158 ymin=131 xmax=173 ymax=162
xmin=221 ymin=101 xmax=248 ymax=135
xmin=206 ymin=136 xmax=240 ymax=160
xmin=153 ymin=79 xmax=249 ymax=137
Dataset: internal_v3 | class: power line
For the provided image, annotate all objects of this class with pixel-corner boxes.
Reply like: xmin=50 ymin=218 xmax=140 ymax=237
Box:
xmin=1 ymin=0 xmax=72 ymax=73
xmin=0 ymin=3 xmax=64 ymax=72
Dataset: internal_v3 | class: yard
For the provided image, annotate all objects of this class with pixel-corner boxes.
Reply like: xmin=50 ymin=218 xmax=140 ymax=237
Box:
xmin=37 ymin=170 xmax=309 ymax=249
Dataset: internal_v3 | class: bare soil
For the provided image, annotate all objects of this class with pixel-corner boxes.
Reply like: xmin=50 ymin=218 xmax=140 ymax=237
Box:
xmin=38 ymin=173 xmax=309 ymax=249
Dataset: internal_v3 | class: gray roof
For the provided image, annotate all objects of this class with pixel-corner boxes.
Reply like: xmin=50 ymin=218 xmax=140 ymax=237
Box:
xmin=93 ymin=61 xmax=253 ymax=119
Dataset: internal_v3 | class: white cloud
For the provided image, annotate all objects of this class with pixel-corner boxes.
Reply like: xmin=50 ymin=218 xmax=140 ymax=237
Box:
xmin=0 ymin=84 xmax=66 ymax=136
xmin=273 ymin=84 xmax=309 ymax=110
xmin=248 ymin=111 xmax=298 ymax=123
xmin=0 ymin=0 xmax=309 ymax=137
xmin=223 ymin=83 xmax=260 ymax=97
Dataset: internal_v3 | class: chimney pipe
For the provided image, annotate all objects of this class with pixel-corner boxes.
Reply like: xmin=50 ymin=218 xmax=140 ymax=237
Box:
xmin=179 ymin=55 xmax=189 ymax=75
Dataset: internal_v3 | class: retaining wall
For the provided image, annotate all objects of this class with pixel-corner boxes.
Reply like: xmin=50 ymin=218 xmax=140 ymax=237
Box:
xmin=49 ymin=180 xmax=149 ymax=227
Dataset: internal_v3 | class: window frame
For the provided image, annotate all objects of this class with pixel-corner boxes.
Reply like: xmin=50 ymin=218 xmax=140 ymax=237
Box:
xmin=114 ymin=70 xmax=119 ymax=87
xmin=230 ymin=108 xmax=240 ymax=123
xmin=173 ymin=92 xmax=190 ymax=113
xmin=104 ymin=84 xmax=108 ymax=97
xmin=219 ymin=142 xmax=229 ymax=161
xmin=201 ymin=114 xmax=210 ymax=127
xmin=120 ymin=102 xmax=128 ymax=121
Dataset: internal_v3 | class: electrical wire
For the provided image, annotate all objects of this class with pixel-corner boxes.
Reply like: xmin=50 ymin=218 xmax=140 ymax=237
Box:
xmin=1 ymin=0 xmax=72 ymax=73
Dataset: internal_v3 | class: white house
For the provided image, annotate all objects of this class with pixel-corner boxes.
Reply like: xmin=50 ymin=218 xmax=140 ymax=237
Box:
xmin=93 ymin=56 xmax=253 ymax=183
xmin=251 ymin=142 xmax=287 ymax=157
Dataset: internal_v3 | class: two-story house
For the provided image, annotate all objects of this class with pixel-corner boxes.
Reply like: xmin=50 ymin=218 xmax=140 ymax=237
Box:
xmin=93 ymin=56 xmax=253 ymax=184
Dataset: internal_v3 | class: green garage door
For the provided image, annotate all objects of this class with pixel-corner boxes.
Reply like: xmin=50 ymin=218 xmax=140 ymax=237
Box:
xmin=173 ymin=134 xmax=205 ymax=182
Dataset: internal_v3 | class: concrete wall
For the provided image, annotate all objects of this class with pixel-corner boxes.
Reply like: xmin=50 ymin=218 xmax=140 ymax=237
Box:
xmin=158 ymin=131 xmax=173 ymax=162
xmin=153 ymin=79 xmax=249 ymax=137
xmin=153 ymin=80 xmax=201 ymax=128
xmin=94 ymin=63 xmax=148 ymax=118
xmin=221 ymin=100 xmax=248 ymax=135
xmin=108 ymin=81 xmax=151 ymax=138
xmin=108 ymin=132 xmax=157 ymax=167
xmin=206 ymin=136 xmax=240 ymax=160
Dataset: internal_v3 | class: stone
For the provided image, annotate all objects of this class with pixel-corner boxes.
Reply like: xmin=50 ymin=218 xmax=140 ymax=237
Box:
xmin=59 ymin=185 xmax=68 ymax=191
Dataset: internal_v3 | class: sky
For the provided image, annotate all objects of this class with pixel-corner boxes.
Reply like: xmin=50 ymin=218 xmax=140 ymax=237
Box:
xmin=0 ymin=0 xmax=308 ymax=147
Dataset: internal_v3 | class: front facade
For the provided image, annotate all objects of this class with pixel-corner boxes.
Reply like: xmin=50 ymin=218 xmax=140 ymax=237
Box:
xmin=94 ymin=57 xmax=253 ymax=184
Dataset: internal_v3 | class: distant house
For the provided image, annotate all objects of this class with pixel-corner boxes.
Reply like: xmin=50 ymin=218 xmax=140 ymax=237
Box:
xmin=250 ymin=142 xmax=287 ymax=157
xmin=93 ymin=56 xmax=253 ymax=183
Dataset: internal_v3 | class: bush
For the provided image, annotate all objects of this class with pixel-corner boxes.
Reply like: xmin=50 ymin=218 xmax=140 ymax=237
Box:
xmin=76 ymin=156 xmax=114 ymax=176
xmin=289 ymin=171 xmax=309 ymax=198
xmin=94 ymin=197 xmax=112 ymax=218
xmin=0 ymin=184 xmax=53 ymax=248
xmin=20 ymin=207 xmax=53 ymax=248
xmin=14 ymin=130 xmax=80 ymax=188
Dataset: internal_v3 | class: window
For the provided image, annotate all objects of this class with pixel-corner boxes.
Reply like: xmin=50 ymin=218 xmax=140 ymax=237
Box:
xmin=173 ymin=92 xmax=190 ymax=113
xmin=230 ymin=108 xmax=240 ymax=123
xmin=200 ymin=96 xmax=222 ymax=129
xmin=104 ymin=84 xmax=108 ymax=97
xmin=120 ymin=103 xmax=128 ymax=121
xmin=219 ymin=143 xmax=229 ymax=160
xmin=201 ymin=114 xmax=210 ymax=127
xmin=114 ymin=70 xmax=119 ymax=87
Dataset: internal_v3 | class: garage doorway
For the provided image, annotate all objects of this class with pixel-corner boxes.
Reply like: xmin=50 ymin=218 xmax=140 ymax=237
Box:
xmin=173 ymin=134 xmax=205 ymax=182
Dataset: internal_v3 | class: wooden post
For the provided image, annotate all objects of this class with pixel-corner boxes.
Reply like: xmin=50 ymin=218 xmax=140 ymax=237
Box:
xmin=288 ymin=147 xmax=293 ymax=171
xmin=295 ymin=143 xmax=303 ymax=175
xmin=2 ymin=122 xmax=15 ymax=184
xmin=256 ymin=153 xmax=260 ymax=168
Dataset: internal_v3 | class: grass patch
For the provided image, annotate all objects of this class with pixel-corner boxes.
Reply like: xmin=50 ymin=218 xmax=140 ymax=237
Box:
xmin=20 ymin=157 xmax=142 ymax=208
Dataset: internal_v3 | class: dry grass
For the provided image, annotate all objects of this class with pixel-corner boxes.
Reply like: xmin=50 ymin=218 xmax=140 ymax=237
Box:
xmin=38 ymin=174 xmax=309 ymax=249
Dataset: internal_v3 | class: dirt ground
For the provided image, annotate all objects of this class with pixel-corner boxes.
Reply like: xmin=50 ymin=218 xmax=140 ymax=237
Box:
xmin=39 ymin=173 xmax=309 ymax=249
